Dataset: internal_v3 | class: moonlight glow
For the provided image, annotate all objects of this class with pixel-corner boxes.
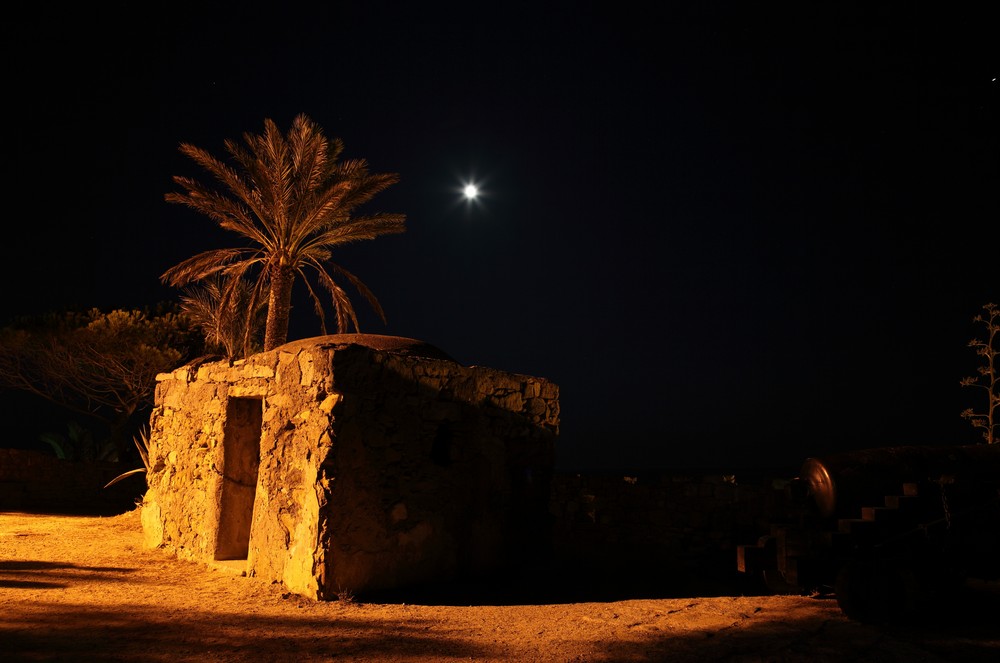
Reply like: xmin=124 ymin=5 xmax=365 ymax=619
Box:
xmin=455 ymin=176 xmax=486 ymax=211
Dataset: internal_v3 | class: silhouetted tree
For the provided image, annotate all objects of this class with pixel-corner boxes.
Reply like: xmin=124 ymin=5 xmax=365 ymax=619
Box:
xmin=161 ymin=114 xmax=406 ymax=352
xmin=0 ymin=305 xmax=204 ymax=460
xmin=960 ymin=302 xmax=999 ymax=444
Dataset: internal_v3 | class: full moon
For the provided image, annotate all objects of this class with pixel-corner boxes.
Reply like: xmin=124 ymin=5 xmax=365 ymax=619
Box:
xmin=463 ymin=184 xmax=479 ymax=199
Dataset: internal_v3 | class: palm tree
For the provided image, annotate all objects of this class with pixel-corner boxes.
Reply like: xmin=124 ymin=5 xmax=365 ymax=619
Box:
xmin=161 ymin=114 xmax=406 ymax=352
xmin=178 ymin=275 xmax=265 ymax=359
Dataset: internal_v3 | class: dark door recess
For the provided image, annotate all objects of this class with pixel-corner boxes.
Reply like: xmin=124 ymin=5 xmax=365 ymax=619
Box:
xmin=215 ymin=397 xmax=263 ymax=560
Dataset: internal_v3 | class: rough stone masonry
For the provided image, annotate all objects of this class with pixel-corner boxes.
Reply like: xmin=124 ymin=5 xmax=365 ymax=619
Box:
xmin=140 ymin=334 xmax=559 ymax=600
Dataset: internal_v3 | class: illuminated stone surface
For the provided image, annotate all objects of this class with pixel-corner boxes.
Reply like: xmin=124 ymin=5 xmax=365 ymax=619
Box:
xmin=141 ymin=334 xmax=559 ymax=599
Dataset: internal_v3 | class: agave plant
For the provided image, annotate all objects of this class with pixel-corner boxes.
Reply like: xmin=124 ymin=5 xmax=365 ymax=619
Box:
xmin=104 ymin=427 xmax=151 ymax=489
xmin=38 ymin=421 xmax=95 ymax=461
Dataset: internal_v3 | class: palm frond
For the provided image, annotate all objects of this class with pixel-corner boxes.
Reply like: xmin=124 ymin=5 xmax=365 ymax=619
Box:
xmin=177 ymin=143 xmax=262 ymax=213
xmin=179 ymin=272 xmax=266 ymax=357
xmin=298 ymin=268 xmax=331 ymax=336
xmin=323 ymin=261 xmax=388 ymax=325
xmin=161 ymin=248 xmax=254 ymax=287
xmin=307 ymin=215 xmax=407 ymax=250
xmin=166 ymin=179 xmax=261 ymax=239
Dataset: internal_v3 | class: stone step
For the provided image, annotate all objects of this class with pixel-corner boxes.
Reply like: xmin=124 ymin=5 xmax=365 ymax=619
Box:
xmin=885 ymin=494 xmax=920 ymax=510
xmin=861 ymin=506 xmax=897 ymax=521
xmin=837 ymin=517 xmax=881 ymax=539
xmin=736 ymin=542 xmax=774 ymax=574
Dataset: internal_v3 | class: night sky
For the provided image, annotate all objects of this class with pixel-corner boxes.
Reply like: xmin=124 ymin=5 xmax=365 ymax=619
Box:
xmin=5 ymin=2 xmax=998 ymax=471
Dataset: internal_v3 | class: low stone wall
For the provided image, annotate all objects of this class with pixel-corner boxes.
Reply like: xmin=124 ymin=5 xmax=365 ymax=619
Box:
xmin=0 ymin=448 xmax=146 ymax=515
xmin=548 ymin=471 xmax=785 ymax=569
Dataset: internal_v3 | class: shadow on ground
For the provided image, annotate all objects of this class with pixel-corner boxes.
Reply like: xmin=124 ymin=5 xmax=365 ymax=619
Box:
xmin=360 ymin=545 xmax=771 ymax=607
xmin=3 ymin=604 xmax=493 ymax=662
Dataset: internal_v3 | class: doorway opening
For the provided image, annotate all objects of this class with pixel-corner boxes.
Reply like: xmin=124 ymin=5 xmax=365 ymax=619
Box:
xmin=215 ymin=397 xmax=263 ymax=561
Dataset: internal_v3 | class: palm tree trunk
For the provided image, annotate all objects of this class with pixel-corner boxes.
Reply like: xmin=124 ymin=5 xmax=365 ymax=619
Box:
xmin=263 ymin=264 xmax=295 ymax=351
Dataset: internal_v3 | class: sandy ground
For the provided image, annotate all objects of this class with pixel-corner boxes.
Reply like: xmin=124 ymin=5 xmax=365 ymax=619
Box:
xmin=2 ymin=509 xmax=999 ymax=662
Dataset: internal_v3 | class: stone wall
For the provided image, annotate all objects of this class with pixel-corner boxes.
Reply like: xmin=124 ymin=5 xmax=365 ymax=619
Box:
xmin=547 ymin=470 xmax=787 ymax=591
xmin=0 ymin=448 xmax=146 ymax=515
xmin=141 ymin=335 xmax=560 ymax=599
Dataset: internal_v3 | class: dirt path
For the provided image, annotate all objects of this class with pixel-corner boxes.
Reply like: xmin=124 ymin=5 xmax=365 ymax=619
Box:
xmin=1 ymin=510 xmax=997 ymax=662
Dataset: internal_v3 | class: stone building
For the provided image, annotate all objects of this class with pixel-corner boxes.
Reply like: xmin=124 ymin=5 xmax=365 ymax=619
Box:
xmin=140 ymin=334 xmax=559 ymax=600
